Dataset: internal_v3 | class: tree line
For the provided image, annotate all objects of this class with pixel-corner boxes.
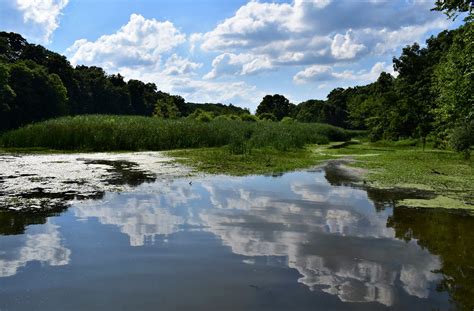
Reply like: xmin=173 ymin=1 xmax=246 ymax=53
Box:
xmin=255 ymin=19 xmax=472 ymax=156
xmin=0 ymin=32 xmax=248 ymax=131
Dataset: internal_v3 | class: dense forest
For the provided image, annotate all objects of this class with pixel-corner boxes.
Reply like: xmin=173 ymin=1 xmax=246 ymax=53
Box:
xmin=0 ymin=1 xmax=472 ymax=155
xmin=0 ymin=34 xmax=248 ymax=131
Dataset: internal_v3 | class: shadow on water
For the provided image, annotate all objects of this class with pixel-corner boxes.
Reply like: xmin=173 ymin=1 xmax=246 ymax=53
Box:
xmin=79 ymin=159 xmax=157 ymax=187
xmin=388 ymin=208 xmax=474 ymax=311
xmin=0 ymin=208 xmax=65 ymax=235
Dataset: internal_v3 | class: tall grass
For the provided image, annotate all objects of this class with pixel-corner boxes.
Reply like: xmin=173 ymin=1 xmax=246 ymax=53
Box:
xmin=0 ymin=115 xmax=352 ymax=151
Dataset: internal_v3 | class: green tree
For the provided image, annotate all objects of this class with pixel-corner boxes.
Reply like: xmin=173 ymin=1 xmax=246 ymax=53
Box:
xmin=325 ymin=88 xmax=350 ymax=128
xmin=258 ymin=112 xmax=277 ymax=121
xmin=432 ymin=0 xmax=473 ymax=20
xmin=294 ymin=100 xmax=326 ymax=123
xmin=7 ymin=61 xmax=68 ymax=128
xmin=154 ymin=97 xmax=181 ymax=119
xmin=347 ymin=73 xmax=397 ymax=140
xmin=0 ymin=63 xmax=16 ymax=130
xmin=256 ymin=94 xmax=295 ymax=120
xmin=240 ymin=114 xmax=259 ymax=122
xmin=433 ymin=22 xmax=473 ymax=148
xmin=128 ymin=80 xmax=159 ymax=115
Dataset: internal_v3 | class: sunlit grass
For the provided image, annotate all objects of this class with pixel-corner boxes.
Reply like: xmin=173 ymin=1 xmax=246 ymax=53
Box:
xmin=0 ymin=115 xmax=352 ymax=151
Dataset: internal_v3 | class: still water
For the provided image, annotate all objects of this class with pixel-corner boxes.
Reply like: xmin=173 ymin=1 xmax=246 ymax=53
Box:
xmin=0 ymin=168 xmax=472 ymax=310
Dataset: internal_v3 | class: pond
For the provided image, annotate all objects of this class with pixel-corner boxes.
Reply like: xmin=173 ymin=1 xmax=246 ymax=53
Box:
xmin=0 ymin=166 xmax=473 ymax=310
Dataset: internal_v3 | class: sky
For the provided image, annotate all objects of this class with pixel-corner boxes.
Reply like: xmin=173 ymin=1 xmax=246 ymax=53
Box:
xmin=0 ymin=0 xmax=463 ymax=111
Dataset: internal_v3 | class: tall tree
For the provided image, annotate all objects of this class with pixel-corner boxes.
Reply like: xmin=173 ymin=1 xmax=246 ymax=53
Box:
xmin=0 ymin=63 xmax=16 ymax=130
xmin=432 ymin=0 xmax=473 ymax=20
xmin=153 ymin=97 xmax=180 ymax=119
xmin=256 ymin=94 xmax=295 ymax=121
xmin=433 ymin=22 xmax=473 ymax=154
xmin=433 ymin=22 xmax=473 ymax=130
xmin=6 ymin=61 xmax=67 ymax=128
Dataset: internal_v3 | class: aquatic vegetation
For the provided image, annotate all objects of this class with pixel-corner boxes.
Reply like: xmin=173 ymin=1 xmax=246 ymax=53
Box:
xmin=321 ymin=142 xmax=474 ymax=210
xmin=0 ymin=115 xmax=351 ymax=151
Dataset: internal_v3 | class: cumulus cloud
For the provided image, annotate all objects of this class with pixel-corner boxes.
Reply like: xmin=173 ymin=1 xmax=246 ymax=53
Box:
xmin=293 ymin=65 xmax=335 ymax=84
xmin=190 ymin=0 xmax=447 ymax=80
xmin=67 ymin=14 xmax=186 ymax=71
xmin=204 ymin=53 xmax=273 ymax=79
xmin=6 ymin=0 xmax=69 ymax=43
xmin=56 ymin=0 xmax=452 ymax=107
xmin=294 ymin=62 xmax=396 ymax=84
xmin=198 ymin=1 xmax=294 ymax=51
xmin=64 ymin=13 xmax=263 ymax=107
xmin=331 ymin=30 xmax=366 ymax=60
xmin=163 ymin=54 xmax=202 ymax=76
xmin=171 ymin=79 xmax=264 ymax=109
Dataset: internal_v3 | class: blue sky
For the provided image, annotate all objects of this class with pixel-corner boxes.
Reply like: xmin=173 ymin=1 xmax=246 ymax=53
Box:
xmin=0 ymin=0 xmax=463 ymax=111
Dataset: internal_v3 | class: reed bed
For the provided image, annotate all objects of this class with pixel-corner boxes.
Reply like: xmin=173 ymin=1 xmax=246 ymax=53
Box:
xmin=0 ymin=115 xmax=352 ymax=152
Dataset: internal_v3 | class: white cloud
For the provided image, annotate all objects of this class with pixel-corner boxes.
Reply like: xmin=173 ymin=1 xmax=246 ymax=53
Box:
xmin=331 ymin=30 xmax=366 ymax=60
xmin=67 ymin=14 xmax=186 ymax=71
xmin=204 ymin=53 xmax=273 ymax=79
xmin=163 ymin=54 xmax=202 ymax=76
xmin=171 ymin=79 xmax=264 ymax=109
xmin=293 ymin=65 xmax=334 ymax=84
xmin=59 ymin=1 xmax=452 ymax=107
xmin=198 ymin=1 xmax=294 ymax=52
xmin=190 ymin=0 xmax=447 ymax=80
xmin=64 ymin=13 xmax=264 ymax=108
xmin=14 ymin=0 xmax=69 ymax=43
xmin=0 ymin=222 xmax=70 ymax=278
xmin=294 ymin=62 xmax=396 ymax=84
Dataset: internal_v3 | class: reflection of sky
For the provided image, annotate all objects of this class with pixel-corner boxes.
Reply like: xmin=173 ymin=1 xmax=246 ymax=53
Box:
xmin=195 ymin=172 xmax=441 ymax=306
xmin=0 ymin=221 xmax=70 ymax=278
xmin=74 ymin=182 xmax=200 ymax=246
xmin=6 ymin=170 xmax=442 ymax=306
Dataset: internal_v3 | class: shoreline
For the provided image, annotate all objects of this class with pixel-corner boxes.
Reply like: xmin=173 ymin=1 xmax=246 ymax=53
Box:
xmin=1 ymin=142 xmax=472 ymax=212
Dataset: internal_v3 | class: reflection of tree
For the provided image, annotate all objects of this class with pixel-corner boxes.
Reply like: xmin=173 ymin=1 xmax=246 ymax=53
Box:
xmin=323 ymin=161 xmax=360 ymax=187
xmin=322 ymin=161 xmax=435 ymax=211
xmin=387 ymin=207 xmax=474 ymax=310
xmin=0 ymin=208 xmax=65 ymax=235
xmin=366 ymin=187 xmax=434 ymax=211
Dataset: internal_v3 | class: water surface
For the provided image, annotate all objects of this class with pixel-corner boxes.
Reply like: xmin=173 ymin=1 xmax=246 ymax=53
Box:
xmin=1 ymin=169 xmax=472 ymax=310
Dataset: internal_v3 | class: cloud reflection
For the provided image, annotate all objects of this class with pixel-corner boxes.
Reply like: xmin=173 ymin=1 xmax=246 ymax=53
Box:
xmin=0 ymin=222 xmax=70 ymax=277
xmin=69 ymin=171 xmax=441 ymax=306
xmin=196 ymin=174 xmax=441 ymax=306
xmin=75 ymin=196 xmax=185 ymax=247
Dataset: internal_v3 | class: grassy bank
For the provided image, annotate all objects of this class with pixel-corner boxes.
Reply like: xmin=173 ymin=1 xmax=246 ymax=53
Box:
xmin=0 ymin=115 xmax=351 ymax=151
xmin=317 ymin=141 xmax=473 ymax=210
xmin=168 ymin=147 xmax=326 ymax=176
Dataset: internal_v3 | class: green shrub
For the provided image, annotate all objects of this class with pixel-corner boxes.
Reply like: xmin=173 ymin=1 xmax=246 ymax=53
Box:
xmin=240 ymin=114 xmax=259 ymax=122
xmin=280 ymin=117 xmax=295 ymax=123
xmin=258 ymin=113 xmax=276 ymax=121
xmin=196 ymin=112 xmax=213 ymax=122
xmin=450 ymin=122 xmax=473 ymax=159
